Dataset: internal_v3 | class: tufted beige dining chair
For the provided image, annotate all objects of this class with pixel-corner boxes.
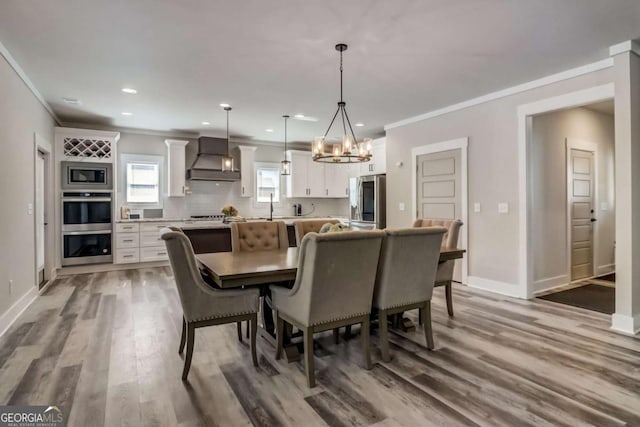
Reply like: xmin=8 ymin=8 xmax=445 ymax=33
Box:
xmin=270 ymin=230 xmax=384 ymax=388
xmin=230 ymin=221 xmax=289 ymax=338
xmin=231 ymin=221 xmax=289 ymax=253
xmin=162 ymin=229 xmax=260 ymax=380
xmin=292 ymin=218 xmax=340 ymax=246
xmin=373 ymin=227 xmax=446 ymax=361
xmin=413 ymin=219 xmax=463 ymax=317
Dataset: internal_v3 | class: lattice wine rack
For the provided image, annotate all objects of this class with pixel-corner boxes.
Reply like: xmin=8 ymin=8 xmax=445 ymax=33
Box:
xmin=63 ymin=137 xmax=113 ymax=159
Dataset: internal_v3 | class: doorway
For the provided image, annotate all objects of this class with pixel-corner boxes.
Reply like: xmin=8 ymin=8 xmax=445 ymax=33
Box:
xmin=412 ymin=137 xmax=468 ymax=284
xmin=529 ymin=101 xmax=616 ymax=314
xmin=34 ymin=133 xmax=52 ymax=291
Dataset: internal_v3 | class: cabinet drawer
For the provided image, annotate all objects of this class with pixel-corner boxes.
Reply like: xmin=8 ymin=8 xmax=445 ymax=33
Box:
xmin=115 ymin=233 xmax=139 ymax=248
xmin=116 ymin=223 xmax=139 ymax=233
xmin=140 ymin=245 xmax=169 ymax=262
xmin=140 ymin=231 xmax=165 ymax=247
xmin=116 ymin=248 xmax=139 ymax=264
xmin=140 ymin=222 xmax=177 ymax=233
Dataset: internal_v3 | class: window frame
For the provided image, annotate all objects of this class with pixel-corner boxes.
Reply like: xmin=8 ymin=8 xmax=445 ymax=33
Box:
xmin=254 ymin=162 xmax=282 ymax=206
xmin=120 ymin=153 xmax=164 ymax=208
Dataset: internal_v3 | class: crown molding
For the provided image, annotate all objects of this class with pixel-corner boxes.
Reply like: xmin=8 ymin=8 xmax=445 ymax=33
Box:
xmin=0 ymin=40 xmax=61 ymax=125
xmin=609 ymin=40 xmax=640 ymax=57
xmin=384 ymin=57 xmax=614 ymax=131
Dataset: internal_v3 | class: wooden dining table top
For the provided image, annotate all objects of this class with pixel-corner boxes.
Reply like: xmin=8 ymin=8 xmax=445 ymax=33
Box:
xmin=196 ymin=247 xmax=466 ymax=289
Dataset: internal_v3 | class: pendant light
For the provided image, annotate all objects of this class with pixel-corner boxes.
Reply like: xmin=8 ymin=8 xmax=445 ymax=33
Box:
xmin=312 ymin=43 xmax=372 ymax=164
xmin=222 ymin=106 xmax=234 ymax=172
xmin=280 ymin=115 xmax=291 ymax=175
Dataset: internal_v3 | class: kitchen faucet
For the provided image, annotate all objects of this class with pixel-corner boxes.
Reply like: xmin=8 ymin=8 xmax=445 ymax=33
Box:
xmin=269 ymin=193 xmax=273 ymax=221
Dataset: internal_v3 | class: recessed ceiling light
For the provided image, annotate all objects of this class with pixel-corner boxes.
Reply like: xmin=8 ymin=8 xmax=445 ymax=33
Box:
xmin=121 ymin=112 xmax=133 ymax=116
xmin=62 ymin=97 xmax=81 ymax=105
xmin=355 ymin=123 xmax=365 ymax=127
xmin=219 ymin=103 xmax=230 ymax=108
xmin=122 ymin=88 xmax=137 ymax=94
xmin=202 ymin=121 xmax=210 ymax=125
xmin=294 ymin=114 xmax=305 ymax=119
xmin=265 ymin=129 xmax=274 ymax=133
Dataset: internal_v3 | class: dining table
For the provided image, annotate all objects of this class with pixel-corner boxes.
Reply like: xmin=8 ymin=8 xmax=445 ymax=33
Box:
xmin=196 ymin=246 xmax=466 ymax=362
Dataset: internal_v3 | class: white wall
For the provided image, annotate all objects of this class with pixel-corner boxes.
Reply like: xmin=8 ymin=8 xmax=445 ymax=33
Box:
xmin=0 ymin=54 xmax=55 ymax=322
xmin=530 ymin=107 xmax=615 ymax=292
xmin=385 ymin=66 xmax=614 ymax=295
xmin=115 ymin=132 xmax=349 ymax=219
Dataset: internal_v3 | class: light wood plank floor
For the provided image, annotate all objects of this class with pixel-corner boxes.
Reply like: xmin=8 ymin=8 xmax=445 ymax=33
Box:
xmin=1 ymin=267 xmax=638 ymax=426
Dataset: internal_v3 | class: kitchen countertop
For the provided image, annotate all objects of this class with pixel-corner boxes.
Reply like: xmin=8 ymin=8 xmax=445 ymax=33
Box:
xmin=116 ymin=216 xmax=349 ymax=227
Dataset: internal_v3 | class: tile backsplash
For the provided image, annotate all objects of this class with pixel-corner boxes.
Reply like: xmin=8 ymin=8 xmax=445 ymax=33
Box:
xmin=162 ymin=180 xmax=348 ymax=219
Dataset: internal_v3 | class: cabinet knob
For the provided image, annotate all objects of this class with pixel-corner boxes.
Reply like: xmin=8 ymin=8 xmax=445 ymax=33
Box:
xmin=242 ymin=186 xmax=245 ymax=195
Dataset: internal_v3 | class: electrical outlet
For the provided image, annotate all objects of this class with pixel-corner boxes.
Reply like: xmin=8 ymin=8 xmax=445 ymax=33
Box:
xmin=399 ymin=203 xmax=405 ymax=211
xmin=498 ymin=202 xmax=509 ymax=214
xmin=474 ymin=203 xmax=481 ymax=213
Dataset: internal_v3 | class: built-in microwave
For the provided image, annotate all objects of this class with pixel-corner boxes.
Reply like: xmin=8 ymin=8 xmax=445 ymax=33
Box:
xmin=61 ymin=161 xmax=112 ymax=190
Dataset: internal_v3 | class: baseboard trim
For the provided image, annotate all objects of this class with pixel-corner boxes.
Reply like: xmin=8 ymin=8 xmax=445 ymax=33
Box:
xmin=467 ymin=276 xmax=527 ymax=299
xmin=533 ymin=274 xmax=570 ymax=294
xmin=0 ymin=287 xmax=38 ymax=338
xmin=596 ymin=264 xmax=615 ymax=276
xmin=57 ymin=260 xmax=169 ymax=276
xmin=611 ymin=313 xmax=640 ymax=335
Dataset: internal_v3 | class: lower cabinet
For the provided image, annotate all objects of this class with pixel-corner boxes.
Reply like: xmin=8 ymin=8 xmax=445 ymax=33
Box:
xmin=115 ymin=221 xmax=180 ymax=264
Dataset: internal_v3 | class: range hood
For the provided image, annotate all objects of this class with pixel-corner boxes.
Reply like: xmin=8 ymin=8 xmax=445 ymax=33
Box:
xmin=186 ymin=136 xmax=240 ymax=181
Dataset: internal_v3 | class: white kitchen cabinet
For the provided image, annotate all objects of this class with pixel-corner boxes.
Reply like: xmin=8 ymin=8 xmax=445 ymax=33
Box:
xmin=285 ymin=151 xmax=332 ymax=198
xmin=115 ymin=220 xmax=182 ymax=264
xmin=165 ymin=139 xmax=189 ymax=197
xmin=359 ymin=137 xmax=386 ymax=175
xmin=239 ymin=146 xmax=257 ymax=197
xmin=325 ymin=164 xmax=350 ymax=198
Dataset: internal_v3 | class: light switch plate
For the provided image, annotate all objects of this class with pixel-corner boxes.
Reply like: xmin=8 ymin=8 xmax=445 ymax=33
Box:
xmin=27 ymin=203 xmax=33 ymax=215
xmin=601 ymin=202 xmax=608 ymax=211
xmin=399 ymin=202 xmax=405 ymax=211
xmin=474 ymin=203 xmax=481 ymax=213
xmin=498 ymin=202 xmax=509 ymax=214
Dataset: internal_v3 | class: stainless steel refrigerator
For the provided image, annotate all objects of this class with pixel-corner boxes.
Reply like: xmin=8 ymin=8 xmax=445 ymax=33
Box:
xmin=349 ymin=174 xmax=386 ymax=230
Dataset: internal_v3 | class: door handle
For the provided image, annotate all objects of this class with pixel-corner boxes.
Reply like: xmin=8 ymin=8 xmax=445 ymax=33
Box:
xmin=590 ymin=218 xmax=597 ymax=222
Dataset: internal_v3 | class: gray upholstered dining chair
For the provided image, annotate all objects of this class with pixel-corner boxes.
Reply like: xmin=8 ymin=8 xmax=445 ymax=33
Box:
xmin=292 ymin=218 xmax=340 ymax=246
xmin=231 ymin=220 xmax=289 ymax=253
xmin=413 ymin=219 xmax=463 ymax=317
xmin=162 ymin=229 xmax=260 ymax=380
xmin=270 ymin=230 xmax=385 ymax=388
xmin=373 ymin=227 xmax=446 ymax=361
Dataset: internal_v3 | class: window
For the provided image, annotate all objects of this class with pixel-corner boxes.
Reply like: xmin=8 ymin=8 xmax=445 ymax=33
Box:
xmin=255 ymin=165 xmax=280 ymax=203
xmin=123 ymin=156 xmax=161 ymax=204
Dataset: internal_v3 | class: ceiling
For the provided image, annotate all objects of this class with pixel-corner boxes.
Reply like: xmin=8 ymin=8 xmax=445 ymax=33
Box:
xmin=0 ymin=1 xmax=638 ymax=143
xmin=584 ymin=100 xmax=615 ymax=116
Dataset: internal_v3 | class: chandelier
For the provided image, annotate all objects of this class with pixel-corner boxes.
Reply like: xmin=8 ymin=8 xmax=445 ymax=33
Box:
xmin=312 ymin=44 xmax=372 ymax=163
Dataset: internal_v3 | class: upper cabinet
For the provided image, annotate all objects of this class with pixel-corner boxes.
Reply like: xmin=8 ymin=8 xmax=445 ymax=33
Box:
xmin=359 ymin=137 xmax=386 ymax=175
xmin=165 ymin=139 xmax=189 ymax=197
xmin=238 ymin=146 xmax=257 ymax=198
xmin=55 ymin=127 xmax=120 ymax=164
xmin=285 ymin=150 xmax=351 ymax=198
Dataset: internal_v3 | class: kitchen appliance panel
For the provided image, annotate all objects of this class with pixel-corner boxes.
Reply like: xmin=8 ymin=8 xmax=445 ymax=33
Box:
xmin=62 ymin=230 xmax=112 ymax=266
xmin=349 ymin=174 xmax=386 ymax=229
xmin=62 ymin=161 xmax=113 ymax=190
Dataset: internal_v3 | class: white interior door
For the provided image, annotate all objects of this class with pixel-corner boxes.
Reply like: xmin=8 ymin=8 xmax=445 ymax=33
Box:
xmin=417 ymin=149 xmax=462 ymax=281
xmin=36 ymin=151 xmax=45 ymax=285
xmin=569 ymin=148 xmax=595 ymax=281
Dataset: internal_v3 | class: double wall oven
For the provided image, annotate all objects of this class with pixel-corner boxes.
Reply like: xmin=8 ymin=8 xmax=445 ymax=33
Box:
xmin=61 ymin=162 xmax=113 ymax=266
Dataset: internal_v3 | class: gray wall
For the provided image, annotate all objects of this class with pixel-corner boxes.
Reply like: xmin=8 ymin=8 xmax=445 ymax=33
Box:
xmin=531 ymin=107 xmax=615 ymax=292
xmin=385 ymin=67 xmax=614 ymax=292
xmin=115 ymin=132 xmax=348 ymax=219
xmin=0 ymin=55 xmax=56 ymax=322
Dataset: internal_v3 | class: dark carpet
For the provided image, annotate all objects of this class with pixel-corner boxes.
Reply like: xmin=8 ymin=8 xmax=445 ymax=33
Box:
xmin=597 ymin=273 xmax=616 ymax=282
xmin=538 ymin=284 xmax=615 ymax=314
